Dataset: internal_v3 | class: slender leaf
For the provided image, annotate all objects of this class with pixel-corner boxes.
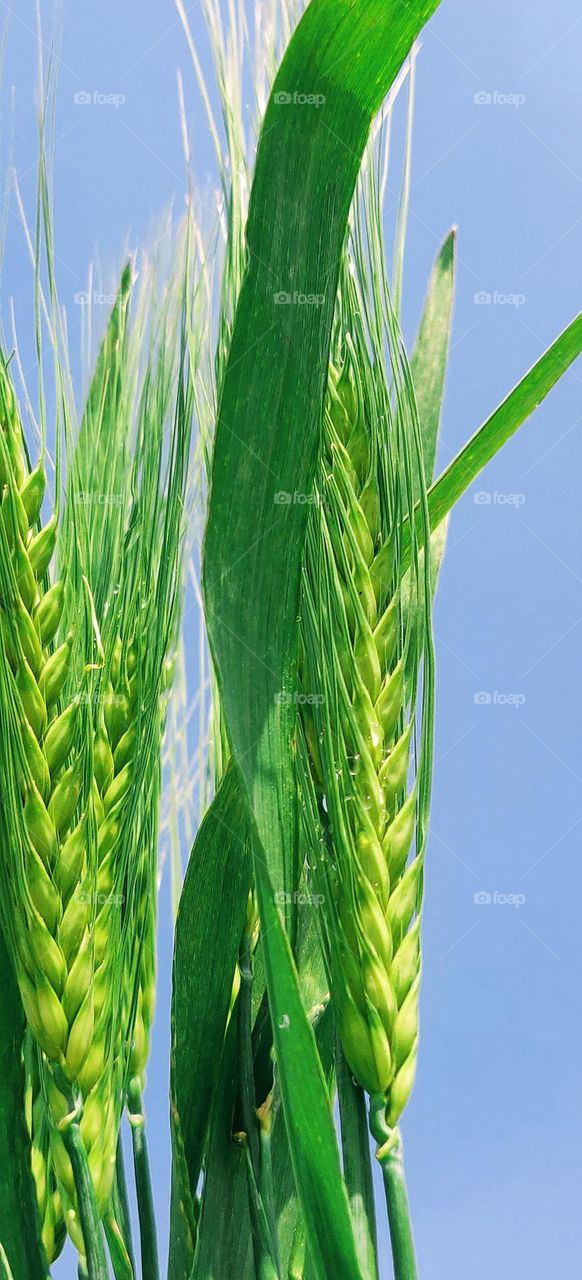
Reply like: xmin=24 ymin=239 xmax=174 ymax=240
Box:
xmin=269 ymin=924 xmax=333 ymax=1278
xmin=203 ymin=0 xmax=443 ymax=930
xmin=410 ymin=227 xmax=456 ymax=485
xmin=190 ymin=1018 xmax=252 ymax=1280
xmin=254 ymin=854 xmax=363 ymax=1279
xmin=203 ymin=2 xmax=443 ymax=1273
xmin=412 ymin=308 xmax=582 ymax=551
xmin=169 ymin=766 xmax=253 ymax=1280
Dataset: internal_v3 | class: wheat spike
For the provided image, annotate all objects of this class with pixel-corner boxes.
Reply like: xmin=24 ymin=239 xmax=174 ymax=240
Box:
xmin=301 ymin=272 xmax=434 ymax=1143
xmin=0 ymin=357 xmax=125 ymax=1247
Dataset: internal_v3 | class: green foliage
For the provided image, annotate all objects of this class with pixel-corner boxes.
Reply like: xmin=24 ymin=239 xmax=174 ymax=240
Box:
xmin=2 ymin=3 xmax=582 ymax=1279
xmin=169 ymin=767 xmax=253 ymax=1280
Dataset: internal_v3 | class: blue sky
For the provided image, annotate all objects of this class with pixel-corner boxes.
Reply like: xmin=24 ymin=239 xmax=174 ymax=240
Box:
xmin=4 ymin=2 xmax=582 ymax=1276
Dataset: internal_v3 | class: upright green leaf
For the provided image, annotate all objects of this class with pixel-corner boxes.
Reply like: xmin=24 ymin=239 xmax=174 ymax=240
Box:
xmin=410 ymin=227 xmax=456 ymax=485
xmin=0 ymin=933 xmax=47 ymax=1280
xmin=169 ymin=767 xmax=253 ymax=1280
xmin=254 ymin=855 xmax=363 ymax=1280
xmin=203 ymin=0 xmax=443 ymax=928
xmin=203 ymin=4 xmax=443 ymax=1271
xmin=403 ymin=226 xmax=457 ymax=646
xmin=190 ymin=1017 xmax=253 ymax=1280
xmin=407 ymin=308 xmax=582 ymax=554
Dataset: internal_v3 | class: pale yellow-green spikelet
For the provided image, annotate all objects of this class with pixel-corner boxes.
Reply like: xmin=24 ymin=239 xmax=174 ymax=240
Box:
xmin=0 ymin=380 xmax=92 ymax=1074
xmin=26 ymin=1047 xmax=67 ymax=1265
xmin=303 ymin=355 xmax=423 ymax=1133
xmin=44 ymin=656 xmax=139 ymax=1227
xmin=0 ymin=361 xmax=120 ymax=1244
xmin=100 ymin=634 xmax=157 ymax=1093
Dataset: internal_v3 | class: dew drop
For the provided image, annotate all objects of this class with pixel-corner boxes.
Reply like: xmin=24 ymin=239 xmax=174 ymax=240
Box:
xmin=278 ymin=1014 xmax=290 ymax=1030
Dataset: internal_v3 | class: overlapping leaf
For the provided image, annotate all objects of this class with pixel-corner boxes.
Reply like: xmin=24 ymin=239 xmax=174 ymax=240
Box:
xmin=169 ymin=767 xmax=253 ymax=1280
xmin=202 ymin=2 xmax=443 ymax=1272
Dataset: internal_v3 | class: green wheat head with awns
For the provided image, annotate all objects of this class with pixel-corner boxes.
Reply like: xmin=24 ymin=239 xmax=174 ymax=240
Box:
xmin=0 ymin=249 xmax=191 ymax=1262
xmin=301 ymin=251 xmax=435 ymax=1147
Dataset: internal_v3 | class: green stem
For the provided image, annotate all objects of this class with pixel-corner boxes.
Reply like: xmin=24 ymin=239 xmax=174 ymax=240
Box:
xmin=112 ymin=1137 xmax=136 ymax=1274
xmin=380 ymin=1145 xmax=417 ymax=1280
xmin=59 ymin=1101 xmax=109 ymax=1280
xmin=127 ymin=1079 xmax=160 ymax=1280
xmin=369 ymin=1100 xmax=417 ymax=1280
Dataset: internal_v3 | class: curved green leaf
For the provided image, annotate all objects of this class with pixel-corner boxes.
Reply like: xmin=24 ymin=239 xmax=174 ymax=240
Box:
xmin=169 ymin=767 xmax=253 ymax=1280
xmin=203 ymin=0 xmax=443 ymax=929
xmin=0 ymin=932 xmax=47 ymax=1280
xmin=189 ymin=1013 xmax=252 ymax=1280
xmin=203 ymin=3 xmax=443 ymax=1272
xmin=254 ymin=855 xmax=361 ymax=1280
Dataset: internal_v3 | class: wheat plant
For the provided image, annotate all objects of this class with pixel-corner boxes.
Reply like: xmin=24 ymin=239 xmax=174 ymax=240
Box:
xmin=1 ymin=3 xmax=581 ymax=1280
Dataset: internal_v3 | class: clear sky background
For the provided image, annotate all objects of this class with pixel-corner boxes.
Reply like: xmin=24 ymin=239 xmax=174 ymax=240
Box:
xmin=3 ymin=2 xmax=582 ymax=1277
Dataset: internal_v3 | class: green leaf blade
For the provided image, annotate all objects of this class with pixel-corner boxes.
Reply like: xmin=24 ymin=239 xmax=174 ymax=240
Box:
xmin=425 ymin=308 xmax=582 ymax=534
xmin=254 ymin=856 xmax=364 ymax=1280
xmin=169 ymin=767 xmax=253 ymax=1280
xmin=203 ymin=0 xmax=444 ymax=926
xmin=410 ymin=226 xmax=457 ymax=486
xmin=203 ymin=3 xmax=444 ymax=1275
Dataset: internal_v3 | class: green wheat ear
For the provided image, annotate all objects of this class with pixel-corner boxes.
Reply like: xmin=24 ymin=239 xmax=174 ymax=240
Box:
xmin=301 ymin=252 xmax=434 ymax=1145
xmin=0 ymin=353 xmax=129 ymax=1243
